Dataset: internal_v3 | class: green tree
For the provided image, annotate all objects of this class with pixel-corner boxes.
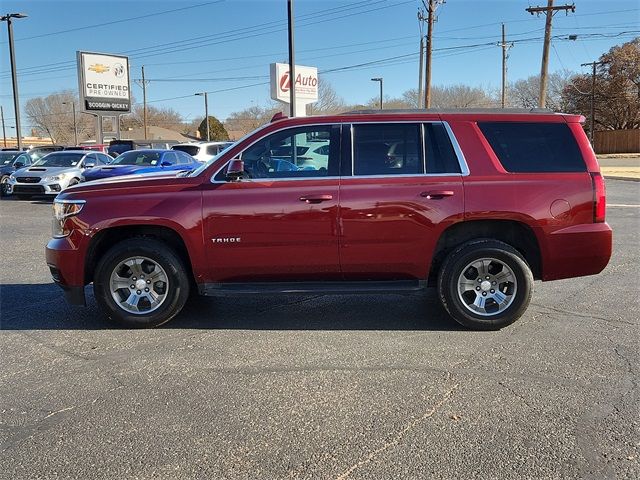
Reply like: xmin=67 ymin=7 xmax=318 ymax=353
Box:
xmin=198 ymin=116 xmax=229 ymax=141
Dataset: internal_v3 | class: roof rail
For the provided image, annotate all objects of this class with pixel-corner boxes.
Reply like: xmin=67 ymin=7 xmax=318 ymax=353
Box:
xmin=340 ymin=108 xmax=555 ymax=115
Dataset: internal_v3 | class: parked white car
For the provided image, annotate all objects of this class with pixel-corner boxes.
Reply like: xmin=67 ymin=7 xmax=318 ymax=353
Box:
xmin=172 ymin=141 xmax=233 ymax=163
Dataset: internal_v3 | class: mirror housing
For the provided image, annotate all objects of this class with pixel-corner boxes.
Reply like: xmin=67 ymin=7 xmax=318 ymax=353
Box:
xmin=226 ymin=158 xmax=244 ymax=181
xmin=161 ymin=161 xmax=172 ymax=167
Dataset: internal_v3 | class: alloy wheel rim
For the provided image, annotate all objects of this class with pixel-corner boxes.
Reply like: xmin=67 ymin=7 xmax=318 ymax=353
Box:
xmin=109 ymin=256 xmax=169 ymax=315
xmin=457 ymin=257 xmax=517 ymax=317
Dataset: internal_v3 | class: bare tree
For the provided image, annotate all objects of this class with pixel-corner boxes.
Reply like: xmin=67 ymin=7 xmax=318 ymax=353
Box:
xmin=24 ymin=90 xmax=94 ymax=144
xmin=562 ymin=38 xmax=639 ymax=131
xmin=224 ymin=104 xmax=284 ymax=137
xmin=120 ymin=104 xmax=183 ymax=131
xmin=308 ymin=78 xmax=346 ymax=114
xmin=510 ymin=70 xmax=572 ymax=111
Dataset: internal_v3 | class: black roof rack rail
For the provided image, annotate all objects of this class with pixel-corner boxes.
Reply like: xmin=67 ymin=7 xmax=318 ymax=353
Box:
xmin=339 ymin=108 xmax=556 ymax=115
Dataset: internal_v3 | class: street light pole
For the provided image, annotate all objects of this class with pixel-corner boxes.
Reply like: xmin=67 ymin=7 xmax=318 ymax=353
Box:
xmin=1 ymin=13 xmax=28 ymax=150
xmin=62 ymin=101 xmax=78 ymax=145
xmin=195 ymin=92 xmax=209 ymax=141
xmin=371 ymin=78 xmax=383 ymax=110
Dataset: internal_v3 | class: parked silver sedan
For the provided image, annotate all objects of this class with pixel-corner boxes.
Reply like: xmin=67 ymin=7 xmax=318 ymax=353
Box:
xmin=9 ymin=150 xmax=112 ymax=199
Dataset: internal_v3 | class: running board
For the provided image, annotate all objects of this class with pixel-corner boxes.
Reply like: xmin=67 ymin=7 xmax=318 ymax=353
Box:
xmin=199 ymin=280 xmax=427 ymax=296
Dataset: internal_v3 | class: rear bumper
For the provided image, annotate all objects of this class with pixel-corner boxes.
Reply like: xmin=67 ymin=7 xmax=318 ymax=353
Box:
xmin=541 ymin=222 xmax=612 ymax=281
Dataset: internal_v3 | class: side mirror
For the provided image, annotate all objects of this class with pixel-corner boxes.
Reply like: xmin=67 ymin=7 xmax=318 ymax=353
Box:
xmin=226 ymin=158 xmax=244 ymax=181
xmin=14 ymin=162 xmax=24 ymax=168
xmin=161 ymin=161 xmax=172 ymax=167
xmin=84 ymin=162 xmax=95 ymax=169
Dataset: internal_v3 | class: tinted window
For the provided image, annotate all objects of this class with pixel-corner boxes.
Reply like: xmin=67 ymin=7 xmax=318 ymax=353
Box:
xmin=162 ymin=152 xmax=178 ymax=165
xmin=96 ymin=154 xmax=112 ymax=165
xmin=175 ymin=151 xmax=194 ymax=165
xmin=478 ymin=122 xmax=586 ymax=173
xmin=0 ymin=152 xmax=19 ymax=164
xmin=206 ymin=145 xmax=219 ymax=156
xmin=112 ymin=151 xmax=161 ymax=166
xmin=424 ymin=123 xmax=461 ymax=174
xmin=173 ymin=145 xmax=200 ymax=156
xmin=33 ymin=153 xmax=84 ymax=167
xmin=216 ymin=126 xmax=338 ymax=180
xmin=353 ymin=124 xmax=422 ymax=176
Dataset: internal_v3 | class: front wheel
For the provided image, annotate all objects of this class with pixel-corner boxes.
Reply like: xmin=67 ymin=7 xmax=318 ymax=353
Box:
xmin=94 ymin=238 xmax=190 ymax=327
xmin=437 ymin=239 xmax=533 ymax=330
xmin=0 ymin=175 xmax=10 ymax=197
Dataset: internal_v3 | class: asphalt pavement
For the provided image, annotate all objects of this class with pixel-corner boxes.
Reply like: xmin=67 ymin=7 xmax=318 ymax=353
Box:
xmin=0 ymin=180 xmax=638 ymax=479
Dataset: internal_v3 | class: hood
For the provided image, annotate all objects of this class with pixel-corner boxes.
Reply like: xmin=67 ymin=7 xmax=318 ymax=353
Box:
xmin=83 ymin=164 xmax=154 ymax=178
xmin=16 ymin=166 xmax=78 ymax=178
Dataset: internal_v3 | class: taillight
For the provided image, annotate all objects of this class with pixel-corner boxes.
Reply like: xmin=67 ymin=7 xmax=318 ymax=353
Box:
xmin=591 ymin=172 xmax=606 ymax=223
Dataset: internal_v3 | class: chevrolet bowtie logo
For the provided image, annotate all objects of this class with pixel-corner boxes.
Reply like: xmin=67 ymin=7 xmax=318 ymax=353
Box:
xmin=88 ymin=64 xmax=110 ymax=74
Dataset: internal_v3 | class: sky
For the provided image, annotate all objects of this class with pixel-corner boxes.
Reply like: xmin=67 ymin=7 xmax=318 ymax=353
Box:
xmin=0 ymin=0 xmax=638 ymax=133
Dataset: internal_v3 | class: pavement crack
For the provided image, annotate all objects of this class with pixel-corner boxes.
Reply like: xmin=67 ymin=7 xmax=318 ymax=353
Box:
xmin=497 ymin=381 xmax=536 ymax=410
xmin=334 ymin=382 xmax=459 ymax=480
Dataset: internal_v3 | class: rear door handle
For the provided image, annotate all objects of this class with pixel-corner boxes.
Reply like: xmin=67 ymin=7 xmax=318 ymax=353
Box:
xmin=420 ymin=190 xmax=455 ymax=199
xmin=299 ymin=194 xmax=333 ymax=204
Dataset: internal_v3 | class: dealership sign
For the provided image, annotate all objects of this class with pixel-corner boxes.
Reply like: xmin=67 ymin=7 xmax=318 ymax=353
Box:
xmin=270 ymin=63 xmax=318 ymax=104
xmin=77 ymin=51 xmax=131 ymax=113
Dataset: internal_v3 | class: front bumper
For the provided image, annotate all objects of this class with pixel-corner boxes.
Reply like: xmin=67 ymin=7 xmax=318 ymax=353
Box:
xmin=11 ymin=181 xmax=63 ymax=195
xmin=46 ymin=234 xmax=89 ymax=305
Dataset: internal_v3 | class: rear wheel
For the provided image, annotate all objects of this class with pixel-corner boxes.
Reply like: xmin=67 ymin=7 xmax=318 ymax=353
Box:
xmin=438 ymin=239 xmax=533 ymax=330
xmin=94 ymin=238 xmax=190 ymax=327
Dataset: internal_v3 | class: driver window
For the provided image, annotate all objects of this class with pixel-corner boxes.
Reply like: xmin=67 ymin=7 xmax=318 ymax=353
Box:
xmin=216 ymin=125 xmax=337 ymax=181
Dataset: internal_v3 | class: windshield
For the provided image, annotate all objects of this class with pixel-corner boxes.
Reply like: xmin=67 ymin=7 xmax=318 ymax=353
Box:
xmin=111 ymin=151 xmax=162 ymax=166
xmin=33 ymin=153 xmax=84 ymax=167
xmin=173 ymin=145 xmax=200 ymax=156
xmin=0 ymin=152 xmax=19 ymax=164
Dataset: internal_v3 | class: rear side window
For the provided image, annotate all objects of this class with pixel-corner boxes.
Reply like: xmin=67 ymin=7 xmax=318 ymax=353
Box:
xmin=478 ymin=122 xmax=586 ymax=173
xmin=424 ymin=123 xmax=461 ymax=174
xmin=173 ymin=145 xmax=200 ymax=156
xmin=353 ymin=123 xmax=422 ymax=176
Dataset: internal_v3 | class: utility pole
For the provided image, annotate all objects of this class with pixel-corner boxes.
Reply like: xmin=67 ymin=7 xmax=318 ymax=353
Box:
xmin=371 ymin=78 xmax=383 ymax=110
xmin=287 ymin=0 xmax=296 ymax=117
xmin=419 ymin=0 xmax=445 ymax=109
xmin=417 ymin=35 xmax=425 ymax=108
xmin=526 ymin=1 xmax=575 ymax=108
xmin=1 ymin=106 xmax=6 ymax=147
xmin=195 ymin=92 xmax=209 ymax=141
xmin=1 ymin=13 xmax=28 ymax=150
xmin=581 ymin=60 xmax=607 ymax=145
xmin=141 ymin=66 xmax=148 ymax=140
xmin=498 ymin=23 xmax=513 ymax=108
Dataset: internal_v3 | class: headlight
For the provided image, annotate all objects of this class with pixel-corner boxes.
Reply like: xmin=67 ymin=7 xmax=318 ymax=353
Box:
xmin=9 ymin=174 xmax=15 ymax=181
xmin=44 ymin=174 xmax=65 ymax=182
xmin=52 ymin=199 xmax=85 ymax=238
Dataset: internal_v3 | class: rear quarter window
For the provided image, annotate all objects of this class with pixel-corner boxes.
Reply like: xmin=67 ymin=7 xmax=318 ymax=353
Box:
xmin=478 ymin=122 xmax=586 ymax=173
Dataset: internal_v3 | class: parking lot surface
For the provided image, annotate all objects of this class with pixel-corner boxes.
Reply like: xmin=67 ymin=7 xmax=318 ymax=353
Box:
xmin=1 ymin=180 xmax=638 ymax=479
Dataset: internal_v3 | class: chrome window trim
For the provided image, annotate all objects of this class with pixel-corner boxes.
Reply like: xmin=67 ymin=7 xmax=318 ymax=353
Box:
xmin=442 ymin=121 xmax=470 ymax=176
xmin=209 ymin=119 xmax=470 ymax=184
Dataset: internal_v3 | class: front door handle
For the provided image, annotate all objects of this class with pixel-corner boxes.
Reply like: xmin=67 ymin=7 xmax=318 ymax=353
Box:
xmin=420 ymin=190 xmax=454 ymax=200
xmin=299 ymin=194 xmax=333 ymax=204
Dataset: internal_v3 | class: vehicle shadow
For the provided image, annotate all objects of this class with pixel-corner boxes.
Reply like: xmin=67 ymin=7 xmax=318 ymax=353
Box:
xmin=0 ymin=283 xmax=464 ymax=331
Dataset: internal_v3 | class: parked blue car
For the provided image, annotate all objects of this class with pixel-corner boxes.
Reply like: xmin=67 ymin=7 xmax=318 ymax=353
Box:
xmin=82 ymin=149 xmax=199 ymax=182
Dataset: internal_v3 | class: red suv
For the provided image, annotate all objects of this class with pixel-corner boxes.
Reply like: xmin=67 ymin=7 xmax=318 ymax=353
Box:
xmin=46 ymin=110 xmax=612 ymax=330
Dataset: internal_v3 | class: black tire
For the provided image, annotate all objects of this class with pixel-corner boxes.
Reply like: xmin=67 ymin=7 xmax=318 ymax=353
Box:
xmin=16 ymin=194 xmax=32 ymax=201
xmin=0 ymin=175 xmax=10 ymax=197
xmin=67 ymin=178 xmax=80 ymax=188
xmin=93 ymin=238 xmax=190 ymax=328
xmin=437 ymin=239 xmax=533 ymax=330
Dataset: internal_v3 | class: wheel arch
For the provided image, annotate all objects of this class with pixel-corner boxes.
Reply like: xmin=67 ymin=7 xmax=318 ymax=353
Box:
xmin=429 ymin=219 xmax=542 ymax=285
xmin=85 ymin=225 xmax=195 ymax=286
